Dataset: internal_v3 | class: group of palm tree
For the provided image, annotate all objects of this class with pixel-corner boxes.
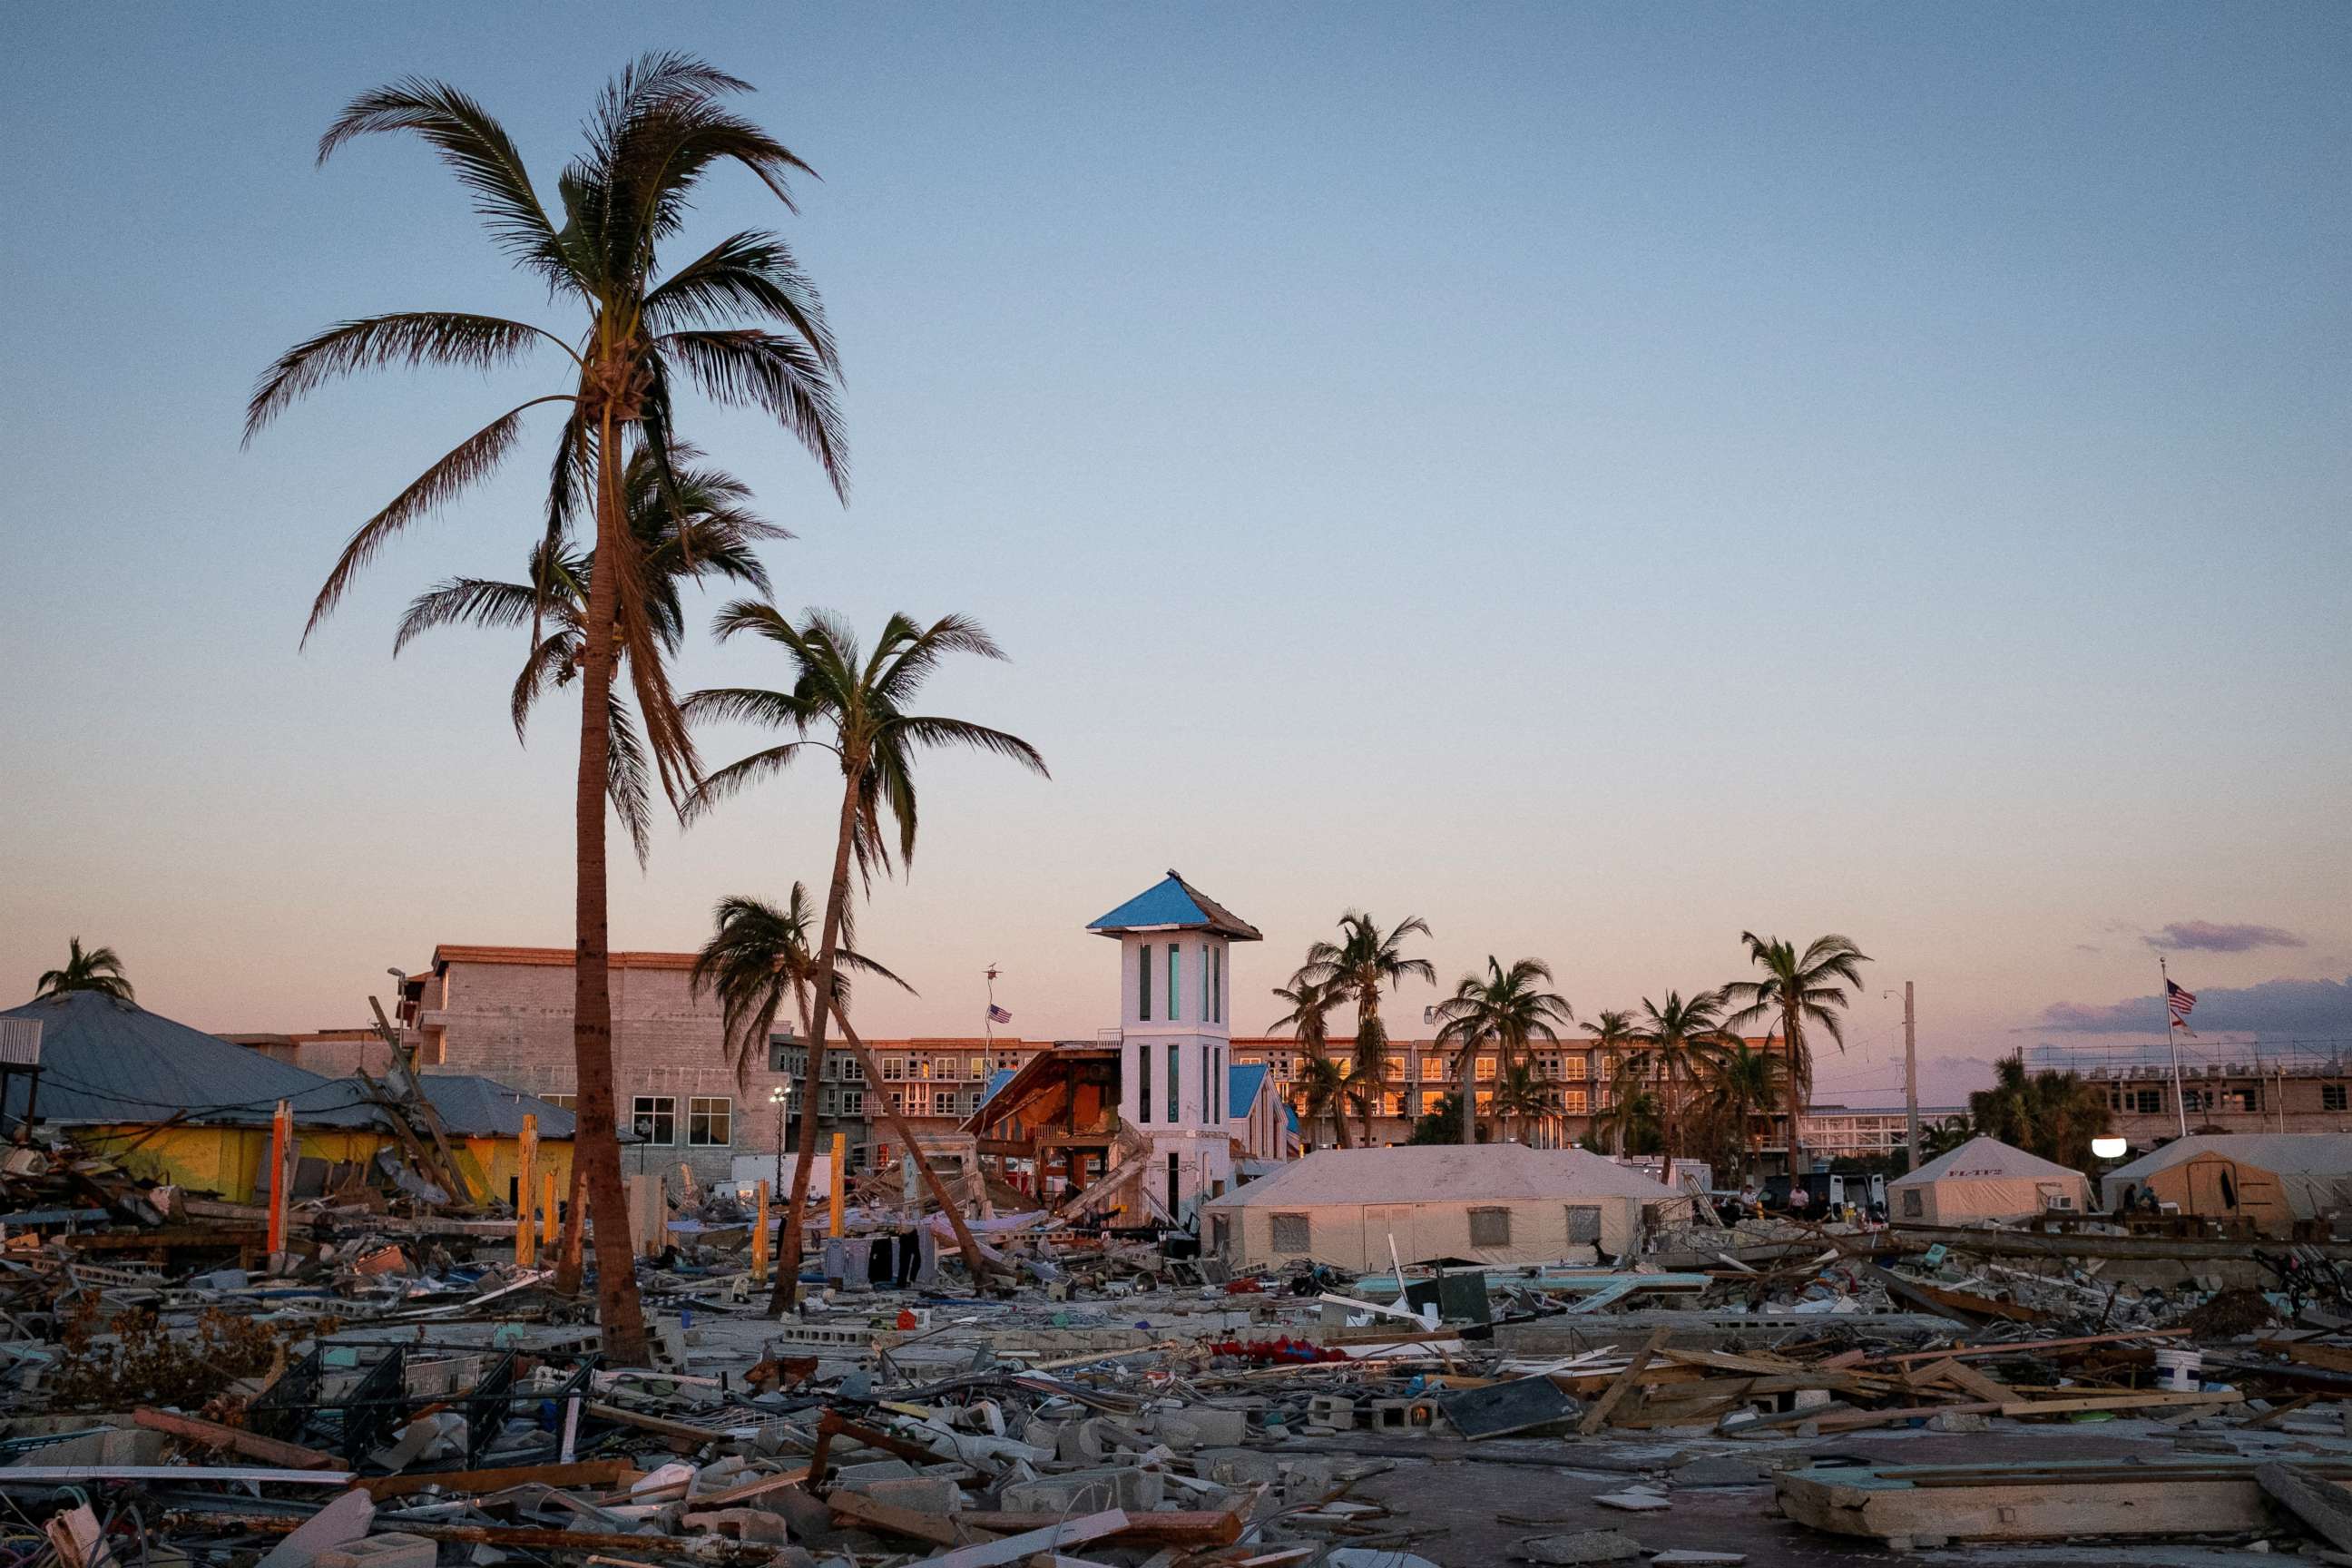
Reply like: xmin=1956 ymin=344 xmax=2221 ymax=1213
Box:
xmin=1269 ymin=924 xmax=1870 ymax=1186
xmin=248 ymin=56 xmax=1044 ymax=1357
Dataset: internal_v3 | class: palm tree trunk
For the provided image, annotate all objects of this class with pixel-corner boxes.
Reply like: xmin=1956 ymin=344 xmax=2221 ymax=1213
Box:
xmin=830 ymin=1006 xmax=993 ymax=1288
xmin=571 ymin=406 xmax=650 ymax=1365
xmin=1659 ymin=1069 xmax=1677 ymax=1192
xmin=1457 ymin=1041 xmax=1476 ymax=1146
xmin=1781 ymin=1014 xmax=1808 ymax=1179
xmin=769 ymin=770 xmax=862 ymax=1312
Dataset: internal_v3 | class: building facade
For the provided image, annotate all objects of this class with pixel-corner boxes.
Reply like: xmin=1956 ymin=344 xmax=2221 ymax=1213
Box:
xmin=2087 ymin=1058 xmax=2352 ymax=1150
xmin=395 ymin=946 xmax=1052 ymax=1183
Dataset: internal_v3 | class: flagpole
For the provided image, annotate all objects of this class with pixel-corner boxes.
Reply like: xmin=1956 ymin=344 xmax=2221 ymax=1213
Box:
xmin=984 ymin=965 xmax=999 ymax=1049
xmin=2160 ymin=956 xmax=2188 ymax=1138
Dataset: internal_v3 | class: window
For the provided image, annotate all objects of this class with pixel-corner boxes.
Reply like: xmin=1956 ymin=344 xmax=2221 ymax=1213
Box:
xmin=1200 ymin=1044 xmax=1210 ymax=1123
xmin=1562 ymin=1087 xmax=1588 ymax=1114
xmin=1270 ymin=1212 xmax=1311 ymax=1252
xmin=1211 ymin=944 xmax=1222 ymax=1024
xmin=688 ymin=1096 xmax=732 ymax=1146
xmin=1468 ymin=1207 xmax=1512 ymax=1247
xmin=972 ymin=1057 xmax=990 ymax=1080
xmin=1562 ymin=1055 xmax=1588 ymax=1081
xmin=2130 ymin=1088 xmax=2162 ymax=1114
xmin=1137 ymin=1040 xmax=1152 ymax=1123
xmin=839 ymin=1055 xmax=864 ymax=1082
xmin=906 ymin=1085 xmax=930 ymax=1115
xmin=1167 ymin=1042 xmax=1180 ymax=1122
xmin=1564 ymin=1205 xmax=1602 ymax=1244
xmin=541 ymin=1094 xmax=577 ymax=1112
xmin=1201 ymin=942 xmax=1210 ymax=1022
xmin=1476 ymin=1056 xmax=1497 ymax=1081
xmin=882 ymin=1057 xmax=906 ymax=1082
xmin=1901 ymin=1188 xmax=1924 ymax=1218
xmin=1169 ymin=946 xmax=1181 ymax=1022
xmin=915 ymin=1057 xmax=933 ymax=1079
xmin=2328 ymin=1085 xmax=2348 ymax=1112
xmin=838 ymin=1089 xmax=864 ymax=1117
xmin=889 ymin=1091 xmax=905 ymax=1114
xmin=631 ymin=1095 xmax=676 ymax=1145
xmin=768 ymin=1035 xmax=797 ymax=1073
xmin=1139 ymin=943 xmax=1152 ymax=1021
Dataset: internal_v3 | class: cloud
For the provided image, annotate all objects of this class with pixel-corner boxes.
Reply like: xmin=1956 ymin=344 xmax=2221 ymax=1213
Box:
xmin=2145 ymin=921 xmax=2307 ymax=953
xmin=2073 ymin=944 xmax=2101 ymax=954
xmin=2036 ymin=974 xmax=2352 ymax=1035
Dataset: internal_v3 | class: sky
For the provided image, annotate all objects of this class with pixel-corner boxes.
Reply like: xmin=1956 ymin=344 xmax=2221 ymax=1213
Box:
xmin=2 ymin=5 xmax=2347 ymax=1108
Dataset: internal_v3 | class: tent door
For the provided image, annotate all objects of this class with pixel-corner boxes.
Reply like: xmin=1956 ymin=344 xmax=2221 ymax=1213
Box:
xmin=1366 ymin=1204 xmax=1416 ymax=1268
xmin=2189 ymin=1161 xmax=2236 ymax=1213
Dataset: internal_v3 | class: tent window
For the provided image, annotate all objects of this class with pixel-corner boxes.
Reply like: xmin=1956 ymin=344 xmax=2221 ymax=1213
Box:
xmin=1564 ymin=1205 xmax=1602 ymax=1244
xmin=1901 ymin=1188 xmax=1924 ymax=1218
xmin=1468 ymin=1207 xmax=1512 ymax=1247
xmin=1270 ymin=1212 xmax=1311 ymax=1252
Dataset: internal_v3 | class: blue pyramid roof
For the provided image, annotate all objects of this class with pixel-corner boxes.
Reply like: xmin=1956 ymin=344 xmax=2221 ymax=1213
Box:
xmin=1087 ymin=871 xmax=1261 ymax=941
xmin=1226 ymin=1062 xmax=1270 ymax=1122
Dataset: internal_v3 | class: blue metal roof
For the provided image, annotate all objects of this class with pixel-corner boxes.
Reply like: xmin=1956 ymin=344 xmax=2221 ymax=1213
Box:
xmin=413 ymin=1073 xmax=580 ymax=1139
xmin=1086 ymin=870 xmax=1261 ymax=940
xmin=1226 ymin=1062 xmax=1270 ymax=1121
xmin=979 ymin=1067 xmax=1017 ymax=1106
xmin=0 ymin=991 xmax=381 ymax=1130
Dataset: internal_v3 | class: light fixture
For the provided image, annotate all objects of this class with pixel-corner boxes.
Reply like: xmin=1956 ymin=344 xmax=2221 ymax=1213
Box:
xmin=2092 ymin=1136 xmax=2128 ymax=1160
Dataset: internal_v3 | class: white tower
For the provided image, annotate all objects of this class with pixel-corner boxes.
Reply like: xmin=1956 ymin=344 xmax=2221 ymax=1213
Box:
xmin=1088 ymin=870 xmax=1262 ymax=1222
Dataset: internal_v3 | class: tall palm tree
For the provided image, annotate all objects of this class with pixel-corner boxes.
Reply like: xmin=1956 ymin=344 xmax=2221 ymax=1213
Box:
xmin=1294 ymin=1055 xmax=1354 ymax=1152
xmin=1302 ymin=912 xmax=1434 ymax=1144
xmin=1268 ymin=973 xmax=1350 ymax=1149
xmin=689 ymin=887 xmax=990 ymax=1295
xmin=249 ymin=56 xmax=848 ymax=1362
xmin=395 ymin=445 xmax=779 ymax=863
xmin=1630 ymin=988 xmax=1738 ymax=1190
xmin=1582 ymin=1010 xmax=1641 ymax=1153
xmin=1698 ymin=1038 xmax=1791 ymax=1183
xmin=34 ymin=939 xmax=132 ymax=1003
xmin=1431 ymin=956 xmax=1574 ymax=1146
xmin=1723 ymin=933 xmax=1870 ymax=1180
xmin=685 ymin=608 xmax=1046 ymax=1306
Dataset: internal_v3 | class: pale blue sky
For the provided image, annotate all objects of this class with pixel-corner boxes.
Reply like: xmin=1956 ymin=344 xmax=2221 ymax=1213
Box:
xmin=2 ymin=5 xmax=2346 ymax=1102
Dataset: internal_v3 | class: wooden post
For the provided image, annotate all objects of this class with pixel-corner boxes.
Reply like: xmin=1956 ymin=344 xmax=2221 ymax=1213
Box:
xmin=514 ymin=1113 xmax=539 ymax=1268
xmin=542 ymin=1169 xmax=557 ymax=1247
xmin=751 ymin=1180 xmax=770 ymax=1284
xmin=828 ymin=1132 xmax=846 ymax=1238
xmin=267 ymin=1100 xmax=291 ymax=1255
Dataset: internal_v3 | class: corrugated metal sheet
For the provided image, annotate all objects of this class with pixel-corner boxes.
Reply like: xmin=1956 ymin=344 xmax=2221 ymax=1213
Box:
xmin=414 ymin=1073 xmax=578 ymax=1139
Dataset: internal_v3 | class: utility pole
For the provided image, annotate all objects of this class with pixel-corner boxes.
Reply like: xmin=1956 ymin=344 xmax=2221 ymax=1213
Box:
xmin=1903 ymin=981 xmax=1920 ymax=1173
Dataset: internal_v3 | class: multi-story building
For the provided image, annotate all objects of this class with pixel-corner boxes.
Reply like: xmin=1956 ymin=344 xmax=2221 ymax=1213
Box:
xmin=2075 ymin=1052 xmax=2352 ymax=1151
xmin=1228 ymin=1034 xmax=1790 ymax=1151
xmin=1797 ymin=1103 xmax=1967 ymax=1161
xmin=393 ymin=945 xmax=1050 ymax=1183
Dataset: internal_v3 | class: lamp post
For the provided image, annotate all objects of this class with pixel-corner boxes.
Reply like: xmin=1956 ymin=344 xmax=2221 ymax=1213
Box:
xmin=771 ymin=1084 xmax=794 ymax=1192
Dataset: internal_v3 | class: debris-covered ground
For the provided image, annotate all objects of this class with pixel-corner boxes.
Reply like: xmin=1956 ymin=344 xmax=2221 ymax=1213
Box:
xmin=10 ymin=1140 xmax=2352 ymax=1568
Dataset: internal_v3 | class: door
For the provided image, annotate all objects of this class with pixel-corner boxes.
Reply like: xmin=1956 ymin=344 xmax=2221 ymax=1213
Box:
xmin=1365 ymin=1205 xmax=1416 ymax=1271
xmin=2188 ymin=1160 xmax=2236 ymax=1215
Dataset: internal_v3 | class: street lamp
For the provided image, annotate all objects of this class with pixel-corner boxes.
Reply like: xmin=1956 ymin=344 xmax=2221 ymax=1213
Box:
xmin=770 ymin=1084 xmax=795 ymax=1191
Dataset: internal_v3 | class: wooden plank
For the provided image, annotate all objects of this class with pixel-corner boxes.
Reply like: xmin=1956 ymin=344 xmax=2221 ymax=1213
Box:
xmin=2257 ymin=1463 xmax=2352 ymax=1552
xmin=357 ymin=1458 xmax=636 ymax=1501
xmin=682 ymin=1467 xmax=812 ymax=1509
xmin=1999 ymin=1388 xmax=2241 ymax=1417
xmin=132 ymin=1407 xmax=338 ymax=1470
xmin=956 ymin=1510 xmax=1242 ymax=1547
xmin=1937 ymin=1360 xmax=2018 ymax=1405
xmin=925 ymin=1509 xmax=1129 ymax=1568
xmin=828 ymin=1489 xmax=989 ymax=1549
xmin=1874 ymin=1329 xmax=2188 ymax=1366
xmin=1807 ymin=1400 xmax=2000 ymax=1433
xmin=2251 ymin=1394 xmax=2321 ymax=1428
xmin=1579 ymin=1328 xmax=1671 ymax=1435
xmin=0 ymin=1466 xmax=354 ymax=1487
xmin=2263 ymin=1340 xmax=2352 ymax=1376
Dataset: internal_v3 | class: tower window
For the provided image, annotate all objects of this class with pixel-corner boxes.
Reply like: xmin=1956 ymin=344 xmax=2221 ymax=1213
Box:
xmin=1169 ymin=946 xmax=1181 ymax=1022
xmin=1167 ymin=1043 xmax=1180 ymax=1122
xmin=1211 ymin=945 xmax=1222 ymax=1024
xmin=1137 ymin=1040 xmax=1152 ymax=1123
xmin=1139 ymin=943 xmax=1152 ymax=1021
xmin=1201 ymin=943 xmax=1210 ymax=1022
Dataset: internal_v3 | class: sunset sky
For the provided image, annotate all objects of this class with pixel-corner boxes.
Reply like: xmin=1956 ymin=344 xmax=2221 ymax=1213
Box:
xmin=2 ymin=5 xmax=2346 ymax=1106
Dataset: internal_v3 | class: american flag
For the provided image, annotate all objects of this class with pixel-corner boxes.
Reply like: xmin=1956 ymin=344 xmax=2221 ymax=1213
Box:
xmin=2167 ymin=979 xmax=2197 ymax=1035
xmin=987 ymin=1004 xmax=1013 ymax=1024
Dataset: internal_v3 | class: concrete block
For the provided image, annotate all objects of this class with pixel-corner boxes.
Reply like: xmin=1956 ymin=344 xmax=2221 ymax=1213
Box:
xmin=1926 ymin=1411 xmax=1990 ymax=1433
xmin=1155 ymin=1406 xmax=1250 ymax=1449
xmin=1001 ymin=1465 xmax=1164 ymax=1514
xmin=831 ymin=1458 xmax=919 ymax=1490
xmin=859 ymin=1477 xmax=962 ymax=1515
xmin=1307 ymin=1393 xmax=1358 ymax=1432
xmin=682 ymin=1508 xmax=792 ymax=1544
xmin=1200 ymin=1447 xmax=1281 ymax=1486
xmin=314 ymin=1536 xmax=436 ymax=1568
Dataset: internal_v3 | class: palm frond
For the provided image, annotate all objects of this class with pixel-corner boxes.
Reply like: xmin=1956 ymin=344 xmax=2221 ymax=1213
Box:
xmin=644 ymin=230 xmax=838 ymax=371
xmin=605 ymin=688 xmax=656 ymax=867
xmin=246 ymin=316 xmax=567 ymax=442
xmin=889 ymin=718 xmax=1050 ymax=778
xmin=301 ymin=396 xmax=568 ymax=644
xmin=659 ymin=330 xmax=848 ymax=500
xmin=392 ymin=576 xmax=542 ymax=654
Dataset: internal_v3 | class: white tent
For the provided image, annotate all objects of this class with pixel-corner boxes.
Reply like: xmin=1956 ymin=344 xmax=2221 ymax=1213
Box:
xmin=1199 ymin=1143 xmax=1682 ymax=1270
xmin=2099 ymin=1134 xmax=2352 ymax=1233
xmin=1887 ymin=1136 xmax=2092 ymax=1225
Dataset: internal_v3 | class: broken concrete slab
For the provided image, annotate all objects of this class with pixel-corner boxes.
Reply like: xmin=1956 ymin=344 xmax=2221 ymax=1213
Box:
xmin=1511 ymin=1529 xmax=1644 ymax=1563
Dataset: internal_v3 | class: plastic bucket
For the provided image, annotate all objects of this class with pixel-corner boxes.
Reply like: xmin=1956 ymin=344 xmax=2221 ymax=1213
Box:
xmin=2151 ymin=1347 xmax=2203 ymax=1391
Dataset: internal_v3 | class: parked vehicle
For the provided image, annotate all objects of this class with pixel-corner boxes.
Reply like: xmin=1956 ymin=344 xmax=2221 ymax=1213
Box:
xmin=1763 ymin=1169 xmax=1887 ymax=1216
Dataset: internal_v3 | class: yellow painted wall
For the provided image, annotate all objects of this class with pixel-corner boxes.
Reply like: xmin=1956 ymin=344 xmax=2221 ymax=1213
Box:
xmin=78 ymin=1123 xmax=572 ymax=1208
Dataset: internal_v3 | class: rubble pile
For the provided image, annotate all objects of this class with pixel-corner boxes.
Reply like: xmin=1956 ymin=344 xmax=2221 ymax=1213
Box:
xmin=9 ymin=1144 xmax=2352 ymax=1566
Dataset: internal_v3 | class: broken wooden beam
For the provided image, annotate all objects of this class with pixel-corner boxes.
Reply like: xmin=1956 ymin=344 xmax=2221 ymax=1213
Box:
xmin=132 ymin=1407 xmax=338 ymax=1470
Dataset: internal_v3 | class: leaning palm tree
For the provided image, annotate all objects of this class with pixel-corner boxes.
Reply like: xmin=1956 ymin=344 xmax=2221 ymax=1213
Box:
xmin=689 ymin=887 xmax=991 ymax=1296
xmin=1294 ymin=1055 xmax=1354 ymax=1152
xmin=1431 ymin=956 xmax=1574 ymax=1147
xmin=1630 ymin=988 xmax=1739 ymax=1189
xmin=34 ymin=939 xmax=133 ymax=1003
xmin=248 ymin=55 xmax=848 ymax=1362
xmin=1268 ymin=973 xmax=1350 ymax=1148
xmin=1582 ymin=1010 xmax=1642 ymax=1153
xmin=1697 ymin=1038 xmax=1791 ymax=1184
xmin=1723 ymin=933 xmax=1870 ymax=1180
xmin=395 ymin=445 xmax=779 ymax=863
xmin=685 ymin=608 xmax=1046 ymax=1307
xmin=1301 ymin=912 xmax=1435 ymax=1144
